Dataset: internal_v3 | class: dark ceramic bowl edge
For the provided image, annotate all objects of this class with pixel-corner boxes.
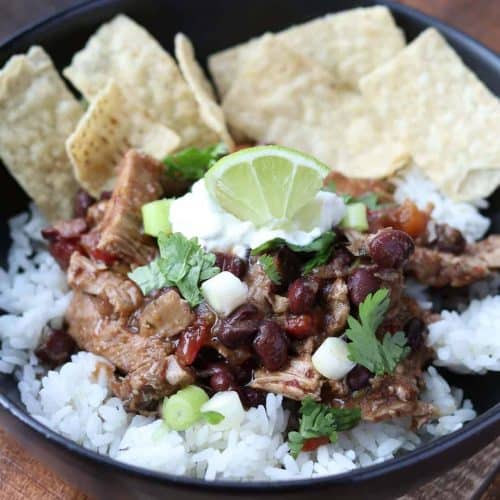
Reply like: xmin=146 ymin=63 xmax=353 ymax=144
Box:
xmin=1 ymin=391 xmax=499 ymax=492
xmin=0 ymin=0 xmax=499 ymax=493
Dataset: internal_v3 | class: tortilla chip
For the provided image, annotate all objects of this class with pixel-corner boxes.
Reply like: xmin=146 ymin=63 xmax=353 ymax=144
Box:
xmin=360 ymin=28 xmax=500 ymax=200
xmin=209 ymin=6 xmax=405 ymax=98
xmin=174 ymin=33 xmax=234 ymax=149
xmin=261 ymin=117 xmax=408 ymax=178
xmin=63 ymin=15 xmax=218 ymax=148
xmin=222 ymin=36 xmax=409 ymax=177
xmin=0 ymin=46 xmax=82 ymax=221
xmin=451 ymin=166 xmax=500 ymax=202
xmin=66 ymin=80 xmax=180 ymax=197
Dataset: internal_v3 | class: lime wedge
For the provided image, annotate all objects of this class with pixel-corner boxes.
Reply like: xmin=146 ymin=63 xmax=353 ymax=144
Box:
xmin=205 ymin=146 xmax=330 ymax=226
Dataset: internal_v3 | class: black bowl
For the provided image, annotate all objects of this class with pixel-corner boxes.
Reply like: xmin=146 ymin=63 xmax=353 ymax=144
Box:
xmin=1 ymin=1 xmax=499 ymax=498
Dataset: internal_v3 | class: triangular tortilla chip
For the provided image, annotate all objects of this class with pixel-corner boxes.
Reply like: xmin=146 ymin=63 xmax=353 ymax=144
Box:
xmin=208 ymin=6 xmax=405 ymax=98
xmin=0 ymin=46 xmax=82 ymax=221
xmin=63 ymin=15 xmax=218 ymax=148
xmin=66 ymin=80 xmax=180 ymax=197
xmin=222 ymin=36 xmax=409 ymax=176
xmin=360 ymin=28 xmax=500 ymax=201
xmin=174 ymin=33 xmax=234 ymax=149
xmin=451 ymin=166 xmax=500 ymax=202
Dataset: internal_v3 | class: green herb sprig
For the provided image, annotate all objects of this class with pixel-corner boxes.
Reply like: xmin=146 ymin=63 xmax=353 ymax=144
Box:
xmin=251 ymin=231 xmax=335 ymax=275
xmin=163 ymin=143 xmax=228 ymax=182
xmin=288 ymin=398 xmax=361 ymax=458
xmin=128 ymin=233 xmax=220 ymax=306
xmin=258 ymin=255 xmax=282 ymax=284
xmin=345 ymin=288 xmax=410 ymax=375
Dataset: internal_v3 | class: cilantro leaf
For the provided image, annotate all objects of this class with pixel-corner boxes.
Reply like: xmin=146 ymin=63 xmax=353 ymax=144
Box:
xmin=251 ymin=231 xmax=335 ymax=274
xmin=250 ymin=237 xmax=288 ymax=255
xmin=381 ymin=331 xmax=410 ymax=373
xmin=259 ymin=255 xmax=282 ymax=284
xmin=163 ymin=143 xmax=228 ymax=182
xmin=300 ymin=232 xmax=336 ymax=274
xmin=287 ymin=398 xmax=361 ymax=458
xmin=289 ymin=231 xmax=335 ymax=254
xmin=345 ymin=288 xmax=410 ymax=375
xmin=128 ymin=233 xmax=220 ymax=307
xmin=127 ymin=259 xmax=173 ymax=294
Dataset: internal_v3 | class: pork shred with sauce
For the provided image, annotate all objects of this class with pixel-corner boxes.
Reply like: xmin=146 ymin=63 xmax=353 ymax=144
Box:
xmin=38 ymin=157 xmax=497 ymax=424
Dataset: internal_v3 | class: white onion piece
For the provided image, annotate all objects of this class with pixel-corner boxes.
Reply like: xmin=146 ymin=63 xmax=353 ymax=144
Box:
xmin=312 ymin=337 xmax=355 ymax=380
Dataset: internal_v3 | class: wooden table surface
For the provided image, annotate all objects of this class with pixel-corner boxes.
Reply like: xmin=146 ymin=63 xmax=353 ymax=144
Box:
xmin=0 ymin=1 xmax=499 ymax=499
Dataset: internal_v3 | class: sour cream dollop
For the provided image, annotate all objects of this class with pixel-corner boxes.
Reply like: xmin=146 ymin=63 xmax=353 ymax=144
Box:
xmin=169 ymin=179 xmax=345 ymax=257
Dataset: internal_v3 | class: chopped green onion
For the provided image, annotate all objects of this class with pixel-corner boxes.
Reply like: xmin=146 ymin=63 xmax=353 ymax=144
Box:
xmin=200 ymin=391 xmax=245 ymax=430
xmin=340 ymin=202 xmax=368 ymax=231
xmin=201 ymin=411 xmax=225 ymax=425
xmin=161 ymin=385 xmax=209 ymax=430
xmin=142 ymin=199 xmax=172 ymax=237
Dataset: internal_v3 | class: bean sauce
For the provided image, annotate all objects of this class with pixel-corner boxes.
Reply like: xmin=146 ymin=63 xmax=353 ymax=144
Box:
xmin=35 ymin=328 xmax=76 ymax=368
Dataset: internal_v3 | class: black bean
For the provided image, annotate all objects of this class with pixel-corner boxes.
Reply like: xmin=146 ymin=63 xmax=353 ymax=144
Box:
xmin=288 ymin=277 xmax=319 ymax=314
xmin=233 ymin=358 xmax=256 ymax=385
xmin=198 ymin=361 xmax=229 ymax=376
xmin=435 ymin=224 xmax=466 ymax=255
xmin=253 ymin=320 xmax=288 ymax=371
xmin=368 ymin=229 xmax=415 ymax=268
xmin=239 ymin=387 xmax=266 ymax=409
xmin=347 ymin=268 xmax=381 ymax=306
xmin=214 ymin=252 xmax=248 ymax=279
xmin=210 ymin=370 xmax=237 ymax=392
xmin=404 ymin=317 xmax=427 ymax=351
xmin=213 ymin=304 xmax=261 ymax=348
xmin=346 ymin=365 xmax=372 ymax=391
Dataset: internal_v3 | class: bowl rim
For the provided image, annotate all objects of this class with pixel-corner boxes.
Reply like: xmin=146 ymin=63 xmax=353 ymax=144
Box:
xmin=0 ymin=0 xmax=499 ymax=491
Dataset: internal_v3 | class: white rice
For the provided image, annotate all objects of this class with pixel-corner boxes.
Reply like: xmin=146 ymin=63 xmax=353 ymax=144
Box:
xmin=20 ymin=351 xmax=129 ymax=456
xmin=0 ymin=206 xmax=72 ymax=374
xmin=17 ymin=352 xmax=475 ymax=481
xmin=394 ymin=167 xmax=490 ymax=243
xmin=0 ymin=206 xmax=493 ymax=481
xmin=427 ymin=296 xmax=500 ymax=374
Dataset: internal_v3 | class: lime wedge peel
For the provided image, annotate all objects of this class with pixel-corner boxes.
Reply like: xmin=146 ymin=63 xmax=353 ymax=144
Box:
xmin=205 ymin=145 xmax=330 ymax=227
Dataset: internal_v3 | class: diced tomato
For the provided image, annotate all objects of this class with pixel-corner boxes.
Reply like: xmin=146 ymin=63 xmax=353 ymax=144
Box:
xmin=80 ymin=231 xmax=117 ymax=265
xmin=176 ymin=322 xmax=209 ymax=366
xmin=394 ymin=200 xmax=429 ymax=238
xmin=47 ymin=239 xmax=81 ymax=269
xmin=89 ymin=247 xmax=118 ymax=266
xmin=368 ymin=200 xmax=429 ymax=238
xmin=302 ymin=436 xmax=330 ymax=452
xmin=283 ymin=314 xmax=318 ymax=338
